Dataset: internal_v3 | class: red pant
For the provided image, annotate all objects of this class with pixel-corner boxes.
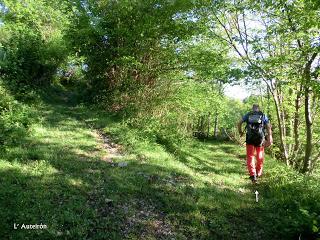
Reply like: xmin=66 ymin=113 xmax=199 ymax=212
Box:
xmin=246 ymin=144 xmax=264 ymax=176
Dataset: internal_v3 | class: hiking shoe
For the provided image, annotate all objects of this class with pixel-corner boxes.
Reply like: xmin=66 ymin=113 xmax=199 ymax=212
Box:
xmin=249 ymin=175 xmax=257 ymax=183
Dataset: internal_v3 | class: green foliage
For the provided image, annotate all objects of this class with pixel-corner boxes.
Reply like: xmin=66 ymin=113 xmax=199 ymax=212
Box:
xmin=178 ymin=37 xmax=237 ymax=83
xmin=63 ymin=0 xmax=242 ymax=145
xmin=0 ymin=82 xmax=33 ymax=149
xmin=0 ymin=0 xmax=71 ymax=90
xmin=1 ymin=1 xmax=320 ymax=237
xmin=66 ymin=0 xmax=209 ymax=105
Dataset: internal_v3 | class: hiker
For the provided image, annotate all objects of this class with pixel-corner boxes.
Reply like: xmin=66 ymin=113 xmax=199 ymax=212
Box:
xmin=237 ymin=104 xmax=273 ymax=183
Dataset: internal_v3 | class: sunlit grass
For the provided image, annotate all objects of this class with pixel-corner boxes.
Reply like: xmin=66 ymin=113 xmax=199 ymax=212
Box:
xmin=0 ymin=99 xmax=319 ymax=239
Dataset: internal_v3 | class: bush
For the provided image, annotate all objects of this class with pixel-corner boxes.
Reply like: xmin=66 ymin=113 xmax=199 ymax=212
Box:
xmin=0 ymin=83 xmax=33 ymax=149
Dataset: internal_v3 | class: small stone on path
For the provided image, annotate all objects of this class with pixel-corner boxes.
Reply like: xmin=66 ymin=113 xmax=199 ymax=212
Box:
xmin=118 ymin=162 xmax=128 ymax=167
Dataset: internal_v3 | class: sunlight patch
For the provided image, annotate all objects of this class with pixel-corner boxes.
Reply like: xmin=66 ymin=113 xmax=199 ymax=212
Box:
xmin=32 ymin=125 xmax=48 ymax=136
xmin=68 ymin=178 xmax=83 ymax=187
xmin=0 ymin=159 xmax=17 ymax=169
xmin=30 ymin=160 xmax=59 ymax=175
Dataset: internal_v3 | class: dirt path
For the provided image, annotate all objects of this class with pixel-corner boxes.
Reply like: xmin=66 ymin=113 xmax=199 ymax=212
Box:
xmin=91 ymin=129 xmax=127 ymax=167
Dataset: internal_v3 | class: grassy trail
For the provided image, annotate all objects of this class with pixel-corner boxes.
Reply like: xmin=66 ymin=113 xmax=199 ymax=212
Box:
xmin=0 ymin=98 xmax=319 ymax=239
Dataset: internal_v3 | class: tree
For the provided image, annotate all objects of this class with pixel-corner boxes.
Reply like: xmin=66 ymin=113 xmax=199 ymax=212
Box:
xmin=66 ymin=0 xmax=212 ymax=108
xmin=0 ymin=0 xmax=71 ymax=89
xmin=205 ymin=0 xmax=320 ymax=172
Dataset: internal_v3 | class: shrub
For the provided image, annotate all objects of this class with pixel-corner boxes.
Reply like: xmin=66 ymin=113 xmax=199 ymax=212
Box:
xmin=0 ymin=83 xmax=33 ymax=149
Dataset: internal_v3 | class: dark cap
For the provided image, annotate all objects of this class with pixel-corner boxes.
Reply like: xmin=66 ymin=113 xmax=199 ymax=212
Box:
xmin=252 ymin=104 xmax=259 ymax=111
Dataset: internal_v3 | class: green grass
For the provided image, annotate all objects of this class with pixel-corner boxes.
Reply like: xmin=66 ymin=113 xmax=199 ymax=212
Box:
xmin=0 ymin=95 xmax=319 ymax=239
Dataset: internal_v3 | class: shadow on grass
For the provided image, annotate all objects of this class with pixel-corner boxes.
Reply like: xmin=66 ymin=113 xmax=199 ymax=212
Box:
xmin=154 ymin=133 xmax=320 ymax=239
xmin=1 ymin=95 xmax=319 ymax=240
xmin=156 ymin=137 xmax=245 ymax=177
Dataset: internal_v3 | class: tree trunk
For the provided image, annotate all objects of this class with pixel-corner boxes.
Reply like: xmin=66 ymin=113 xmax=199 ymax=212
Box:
xmin=284 ymin=108 xmax=293 ymax=157
xmin=302 ymin=85 xmax=312 ymax=173
xmin=272 ymin=90 xmax=289 ymax=164
xmin=301 ymin=53 xmax=317 ymax=173
xmin=207 ymin=113 xmax=211 ymax=138
xmin=292 ymin=83 xmax=302 ymax=167
xmin=197 ymin=117 xmax=200 ymax=132
xmin=201 ymin=116 xmax=205 ymax=135
xmin=213 ymin=113 xmax=218 ymax=138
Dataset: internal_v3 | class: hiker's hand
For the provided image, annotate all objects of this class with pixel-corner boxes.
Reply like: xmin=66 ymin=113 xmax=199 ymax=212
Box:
xmin=265 ymin=138 xmax=273 ymax=147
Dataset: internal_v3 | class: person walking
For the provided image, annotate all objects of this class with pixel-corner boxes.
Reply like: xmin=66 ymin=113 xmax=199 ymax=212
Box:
xmin=237 ymin=104 xmax=273 ymax=183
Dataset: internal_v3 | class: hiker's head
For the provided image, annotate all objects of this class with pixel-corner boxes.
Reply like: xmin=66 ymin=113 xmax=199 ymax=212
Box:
xmin=252 ymin=104 xmax=260 ymax=112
